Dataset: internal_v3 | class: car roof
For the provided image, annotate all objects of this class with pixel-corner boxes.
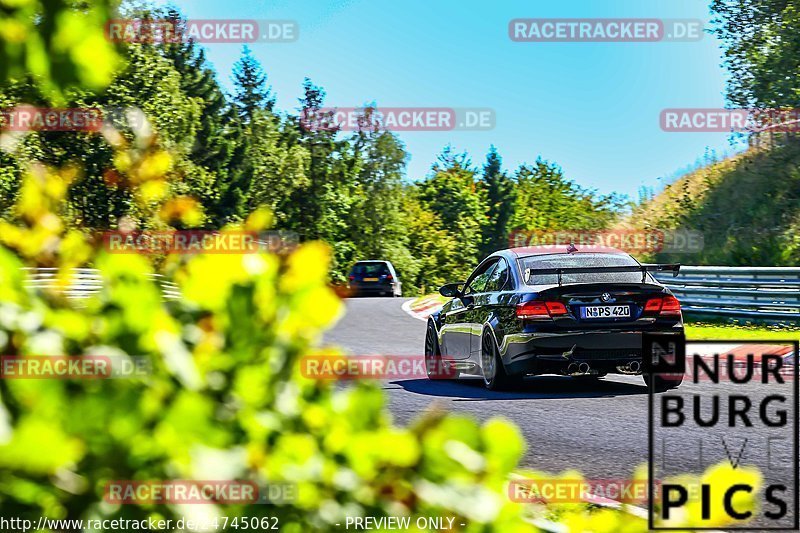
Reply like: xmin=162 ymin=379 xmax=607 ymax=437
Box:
xmin=351 ymin=260 xmax=395 ymax=269
xmin=500 ymin=245 xmax=629 ymax=259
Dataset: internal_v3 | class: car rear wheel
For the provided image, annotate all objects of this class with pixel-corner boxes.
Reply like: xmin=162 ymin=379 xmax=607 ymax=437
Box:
xmin=643 ymin=373 xmax=683 ymax=391
xmin=425 ymin=321 xmax=455 ymax=380
xmin=481 ymin=333 xmax=520 ymax=391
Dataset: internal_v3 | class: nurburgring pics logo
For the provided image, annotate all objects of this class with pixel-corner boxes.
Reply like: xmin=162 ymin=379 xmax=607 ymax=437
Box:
xmin=105 ymin=19 xmax=298 ymax=43
xmin=647 ymin=338 xmax=799 ymax=530
xmin=509 ymin=19 xmax=703 ymax=42
xmin=300 ymin=107 xmax=495 ymax=132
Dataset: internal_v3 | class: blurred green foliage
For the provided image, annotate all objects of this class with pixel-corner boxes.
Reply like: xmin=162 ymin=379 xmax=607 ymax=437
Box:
xmin=0 ymin=0 xmax=121 ymax=102
xmin=0 ymin=163 xmax=540 ymax=530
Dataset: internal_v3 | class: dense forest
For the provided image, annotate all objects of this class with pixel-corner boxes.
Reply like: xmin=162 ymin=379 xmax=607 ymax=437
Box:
xmin=0 ymin=7 xmax=625 ymax=294
xmin=3 ymin=0 xmax=799 ymax=296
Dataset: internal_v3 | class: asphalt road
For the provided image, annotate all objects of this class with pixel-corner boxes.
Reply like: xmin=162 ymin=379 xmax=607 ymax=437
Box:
xmin=324 ymin=297 xmax=798 ymax=527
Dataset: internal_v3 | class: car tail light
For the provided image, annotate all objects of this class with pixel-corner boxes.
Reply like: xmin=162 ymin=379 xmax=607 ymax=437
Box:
xmin=348 ymin=275 xmax=355 ymax=281
xmin=644 ymin=297 xmax=662 ymax=313
xmin=660 ymin=295 xmax=682 ymax=316
xmin=386 ymin=274 xmax=393 ymax=281
xmin=644 ymin=296 xmax=681 ymax=316
xmin=517 ymin=300 xmax=567 ymax=319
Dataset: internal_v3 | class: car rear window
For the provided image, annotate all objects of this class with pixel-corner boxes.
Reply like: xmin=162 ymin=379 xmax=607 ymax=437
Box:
xmin=352 ymin=262 xmax=390 ymax=275
xmin=520 ymin=253 xmax=651 ymax=285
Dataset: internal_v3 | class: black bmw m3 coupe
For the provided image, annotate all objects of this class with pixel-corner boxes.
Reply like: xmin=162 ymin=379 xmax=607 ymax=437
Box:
xmin=424 ymin=245 xmax=685 ymax=390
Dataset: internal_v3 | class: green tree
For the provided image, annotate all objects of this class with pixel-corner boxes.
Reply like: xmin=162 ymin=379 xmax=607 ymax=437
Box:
xmin=0 ymin=41 xmax=204 ymax=229
xmin=246 ymin=110 xmax=311 ymax=225
xmin=286 ymin=79 xmax=362 ymax=274
xmin=219 ymin=47 xmax=278 ymax=222
xmin=415 ymin=147 xmax=488 ymax=274
xmin=509 ymin=157 xmax=620 ymax=233
xmin=712 ymin=0 xmax=800 ymax=110
xmin=480 ymin=146 xmax=515 ymax=257
xmin=346 ymin=116 xmax=416 ymax=282
xmin=232 ymin=45 xmax=275 ymax=120
xmin=159 ymin=7 xmax=240 ymax=226
xmin=80 ymin=43 xmax=205 ymax=227
xmin=401 ymin=188 xmax=460 ymax=291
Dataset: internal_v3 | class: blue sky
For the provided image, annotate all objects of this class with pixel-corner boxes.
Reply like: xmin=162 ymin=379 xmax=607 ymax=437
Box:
xmin=152 ymin=0 xmax=738 ymax=199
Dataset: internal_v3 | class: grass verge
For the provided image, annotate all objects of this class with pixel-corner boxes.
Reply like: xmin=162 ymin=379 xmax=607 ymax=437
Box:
xmin=685 ymin=321 xmax=800 ymax=341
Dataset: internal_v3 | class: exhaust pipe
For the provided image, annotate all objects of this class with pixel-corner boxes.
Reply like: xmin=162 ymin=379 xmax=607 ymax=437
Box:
xmin=617 ymin=361 xmax=642 ymax=374
xmin=578 ymin=362 xmax=590 ymax=374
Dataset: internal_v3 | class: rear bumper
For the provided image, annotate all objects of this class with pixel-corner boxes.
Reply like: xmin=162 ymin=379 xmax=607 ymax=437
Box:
xmin=349 ymin=282 xmax=398 ymax=295
xmin=502 ymin=328 xmax=683 ymax=376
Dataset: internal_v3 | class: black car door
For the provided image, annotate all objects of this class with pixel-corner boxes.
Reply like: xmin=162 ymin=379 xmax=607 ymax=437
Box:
xmin=468 ymin=258 xmax=510 ymax=360
xmin=441 ymin=259 xmax=498 ymax=360
xmin=459 ymin=259 xmax=499 ymax=361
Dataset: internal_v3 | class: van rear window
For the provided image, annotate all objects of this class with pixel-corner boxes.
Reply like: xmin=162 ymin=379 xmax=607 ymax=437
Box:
xmin=352 ymin=262 xmax=390 ymax=276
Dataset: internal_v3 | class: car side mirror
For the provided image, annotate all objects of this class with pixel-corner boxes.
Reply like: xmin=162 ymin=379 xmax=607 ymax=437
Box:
xmin=439 ymin=282 xmax=462 ymax=298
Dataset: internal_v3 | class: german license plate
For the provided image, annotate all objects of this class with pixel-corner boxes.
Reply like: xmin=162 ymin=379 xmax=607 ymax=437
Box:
xmin=581 ymin=305 xmax=630 ymax=319
xmin=363 ymin=277 xmax=379 ymax=282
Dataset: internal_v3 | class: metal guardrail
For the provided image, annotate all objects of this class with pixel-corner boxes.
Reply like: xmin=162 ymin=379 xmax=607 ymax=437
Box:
xmin=20 ymin=266 xmax=800 ymax=320
xmin=23 ymin=268 xmax=181 ymax=301
xmin=655 ymin=266 xmax=800 ymax=321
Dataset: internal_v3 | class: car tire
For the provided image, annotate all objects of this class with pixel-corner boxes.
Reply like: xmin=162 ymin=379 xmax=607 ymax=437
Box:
xmin=425 ymin=321 xmax=455 ymax=380
xmin=481 ymin=333 xmax=521 ymax=391
xmin=643 ymin=373 xmax=683 ymax=391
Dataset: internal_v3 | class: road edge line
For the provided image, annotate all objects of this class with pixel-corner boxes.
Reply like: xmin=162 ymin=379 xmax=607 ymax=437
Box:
xmin=401 ymin=299 xmax=430 ymax=321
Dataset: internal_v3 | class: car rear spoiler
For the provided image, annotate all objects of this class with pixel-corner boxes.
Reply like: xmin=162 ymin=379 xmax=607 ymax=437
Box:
xmin=524 ymin=263 xmax=681 ymax=286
